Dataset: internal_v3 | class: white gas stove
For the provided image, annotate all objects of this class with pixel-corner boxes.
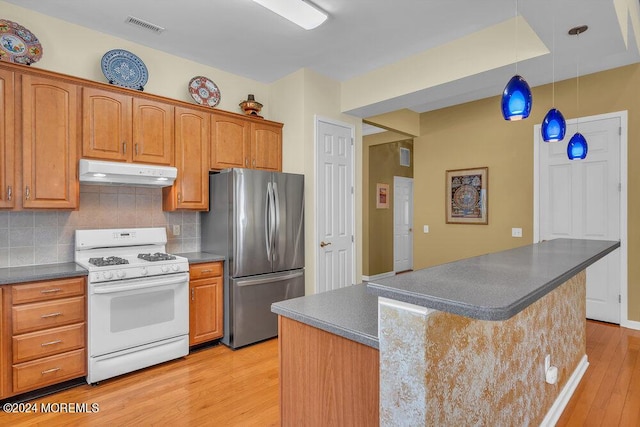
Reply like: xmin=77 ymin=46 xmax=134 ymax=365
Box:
xmin=75 ymin=228 xmax=189 ymax=282
xmin=75 ymin=228 xmax=190 ymax=384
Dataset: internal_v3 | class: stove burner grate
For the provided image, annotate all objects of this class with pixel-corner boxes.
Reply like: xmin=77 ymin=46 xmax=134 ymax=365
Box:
xmin=137 ymin=252 xmax=177 ymax=262
xmin=89 ymin=256 xmax=130 ymax=266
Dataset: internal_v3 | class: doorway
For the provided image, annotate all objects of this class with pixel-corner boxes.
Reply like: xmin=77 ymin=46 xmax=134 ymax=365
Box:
xmin=534 ymin=111 xmax=627 ymax=324
xmin=394 ymin=176 xmax=414 ymax=273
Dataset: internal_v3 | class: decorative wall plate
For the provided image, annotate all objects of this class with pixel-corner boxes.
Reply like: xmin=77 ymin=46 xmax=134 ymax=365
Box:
xmin=188 ymin=76 xmax=221 ymax=107
xmin=0 ymin=19 xmax=43 ymax=65
xmin=101 ymin=49 xmax=148 ymax=91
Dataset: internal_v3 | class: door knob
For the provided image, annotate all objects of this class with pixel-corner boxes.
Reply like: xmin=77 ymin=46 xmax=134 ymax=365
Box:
xmin=320 ymin=241 xmax=331 ymax=248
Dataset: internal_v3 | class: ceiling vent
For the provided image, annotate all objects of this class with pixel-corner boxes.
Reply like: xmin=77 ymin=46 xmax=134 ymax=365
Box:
xmin=125 ymin=16 xmax=165 ymax=34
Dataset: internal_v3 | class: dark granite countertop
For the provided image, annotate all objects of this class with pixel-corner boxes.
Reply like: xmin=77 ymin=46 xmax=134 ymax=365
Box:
xmin=0 ymin=262 xmax=88 ymax=285
xmin=368 ymin=239 xmax=620 ymax=321
xmin=272 ymin=239 xmax=619 ymax=348
xmin=272 ymin=283 xmax=379 ymax=349
xmin=176 ymin=252 xmax=225 ymax=264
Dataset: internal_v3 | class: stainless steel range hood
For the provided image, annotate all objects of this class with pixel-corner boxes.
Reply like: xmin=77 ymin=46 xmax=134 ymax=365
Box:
xmin=79 ymin=159 xmax=177 ymax=187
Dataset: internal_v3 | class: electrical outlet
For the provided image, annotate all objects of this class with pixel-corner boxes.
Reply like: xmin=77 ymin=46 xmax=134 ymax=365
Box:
xmin=173 ymin=225 xmax=181 ymax=236
xmin=423 ymin=225 xmax=429 ymax=233
xmin=511 ymin=227 xmax=523 ymax=238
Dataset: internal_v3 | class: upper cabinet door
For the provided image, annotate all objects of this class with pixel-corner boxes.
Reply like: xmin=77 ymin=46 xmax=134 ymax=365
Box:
xmin=132 ymin=98 xmax=174 ymax=165
xmin=251 ymin=121 xmax=282 ymax=172
xmin=82 ymin=87 xmax=132 ymax=161
xmin=22 ymin=75 xmax=78 ymax=209
xmin=0 ymin=69 xmax=15 ymax=208
xmin=210 ymin=114 xmax=250 ymax=170
xmin=164 ymin=106 xmax=209 ymax=211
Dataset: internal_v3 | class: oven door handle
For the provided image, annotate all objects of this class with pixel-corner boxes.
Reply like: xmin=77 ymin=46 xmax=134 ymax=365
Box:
xmin=93 ymin=273 xmax=189 ymax=294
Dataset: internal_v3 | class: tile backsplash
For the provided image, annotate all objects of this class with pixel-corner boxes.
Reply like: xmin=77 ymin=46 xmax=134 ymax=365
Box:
xmin=0 ymin=185 xmax=201 ymax=268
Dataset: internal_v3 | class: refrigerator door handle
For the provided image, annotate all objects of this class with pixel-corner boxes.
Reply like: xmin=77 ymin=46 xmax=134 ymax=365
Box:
xmin=272 ymin=181 xmax=280 ymax=263
xmin=265 ymin=182 xmax=273 ymax=261
xmin=235 ymin=270 xmax=305 ymax=287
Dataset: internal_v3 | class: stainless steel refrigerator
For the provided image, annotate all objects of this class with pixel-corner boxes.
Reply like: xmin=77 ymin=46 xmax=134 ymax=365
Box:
xmin=201 ymin=168 xmax=305 ymax=349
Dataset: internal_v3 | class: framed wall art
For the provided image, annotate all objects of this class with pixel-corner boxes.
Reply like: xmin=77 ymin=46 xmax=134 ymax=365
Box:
xmin=376 ymin=183 xmax=389 ymax=209
xmin=445 ymin=167 xmax=488 ymax=224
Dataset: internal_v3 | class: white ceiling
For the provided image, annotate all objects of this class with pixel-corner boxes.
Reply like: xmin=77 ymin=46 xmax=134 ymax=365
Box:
xmin=6 ymin=0 xmax=640 ymax=118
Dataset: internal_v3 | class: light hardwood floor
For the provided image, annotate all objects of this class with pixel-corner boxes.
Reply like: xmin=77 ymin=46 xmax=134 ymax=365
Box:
xmin=0 ymin=320 xmax=638 ymax=426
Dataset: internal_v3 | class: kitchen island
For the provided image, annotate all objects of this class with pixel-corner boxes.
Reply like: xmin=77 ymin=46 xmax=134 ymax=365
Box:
xmin=272 ymin=239 xmax=620 ymax=426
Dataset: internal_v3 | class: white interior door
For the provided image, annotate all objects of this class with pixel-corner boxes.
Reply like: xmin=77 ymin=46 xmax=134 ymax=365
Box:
xmin=538 ymin=115 xmax=621 ymax=323
xmin=316 ymin=118 xmax=355 ymax=294
xmin=394 ymin=177 xmax=413 ymax=272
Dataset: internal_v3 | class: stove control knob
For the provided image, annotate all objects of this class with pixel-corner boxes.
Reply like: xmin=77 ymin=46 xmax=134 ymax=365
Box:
xmin=141 ymin=267 xmax=148 ymax=276
xmin=117 ymin=270 xmax=126 ymax=279
xmin=104 ymin=271 xmax=113 ymax=280
xmin=161 ymin=265 xmax=170 ymax=273
xmin=93 ymin=273 xmax=100 ymax=281
xmin=171 ymin=264 xmax=179 ymax=272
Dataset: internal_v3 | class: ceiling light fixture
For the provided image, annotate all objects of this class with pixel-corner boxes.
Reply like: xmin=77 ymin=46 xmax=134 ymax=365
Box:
xmin=541 ymin=16 xmax=566 ymax=142
xmin=501 ymin=0 xmax=532 ymax=121
xmin=251 ymin=0 xmax=328 ymax=30
xmin=567 ymin=25 xmax=588 ymax=160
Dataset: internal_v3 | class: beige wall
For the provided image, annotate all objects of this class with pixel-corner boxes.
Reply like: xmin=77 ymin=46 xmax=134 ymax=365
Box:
xmin=414 ymin=64 xmax=640 ymax=322
xmin=271 ymin=69 xmax=363 ymax=294
xmin=1 ymin=1 xmax=270 ymax=117
xmin=365 ymin=140 xmax=413 ymax=276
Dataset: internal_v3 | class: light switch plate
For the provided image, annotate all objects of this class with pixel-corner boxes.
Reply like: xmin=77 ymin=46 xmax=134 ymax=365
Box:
xmin=423 ymin=225 xmax=429 ymax=233
xmin=511 ymin=227 xmax=523 ymax=238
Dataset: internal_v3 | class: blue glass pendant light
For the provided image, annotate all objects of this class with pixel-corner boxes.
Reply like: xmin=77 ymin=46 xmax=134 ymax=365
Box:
xmin=566 ymin=25 xmax=589 ymax=160
xmin=541 ymin=18 xmax=566 ymax=142
xmin=567 ymin=132 xmax=588 ymax=160
xmin=541 ymin=108 xmax=566 ymax=141
xmin=501 ymin=75 xmax=532 ymax=121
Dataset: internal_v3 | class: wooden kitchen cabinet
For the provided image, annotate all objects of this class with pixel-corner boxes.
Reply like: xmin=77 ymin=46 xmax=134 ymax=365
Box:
xmin=7 ymin=277 xmax=86 ymax=396
xmin=0 ymin=69 xmax=15 ymax=209
xmin=210 ymin=114 xmax=250 ymax=170
xmin=250 ymin=121 xmax=282 ymax=172
xmin=22 ymin=74 xmax=79 ymax=209
xmin=189 ymin=262 xmax=223 ymax=346
xmin=210 ymin=114 xmax=283 ymax=172
xmin=163 ymin=106 xmax=210 ymax=211
xmin=82 ymin=87 xmax=174 ymax=165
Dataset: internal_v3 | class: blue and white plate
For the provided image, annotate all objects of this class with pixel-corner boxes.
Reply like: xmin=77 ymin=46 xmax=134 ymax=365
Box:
xmin=101 ymin=49 xmax=148 ymax=91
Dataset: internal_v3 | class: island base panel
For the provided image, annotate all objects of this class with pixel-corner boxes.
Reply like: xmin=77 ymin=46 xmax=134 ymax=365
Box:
xmin=278 ymin=316 xmax=379 ymax=427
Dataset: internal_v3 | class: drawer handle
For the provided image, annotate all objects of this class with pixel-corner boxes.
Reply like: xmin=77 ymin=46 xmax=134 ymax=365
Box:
xmin=40 ymin=312 xmax=62 ymax=319
xmin=41 ymin=339 xmax=62 ymax=347
xmin=200 ymin=269 xmax=213 ymax=273
xmin=40 ymin=288 xmax=62 ymax=294
xmin=41 ymin=367 xmax=61 ymax=375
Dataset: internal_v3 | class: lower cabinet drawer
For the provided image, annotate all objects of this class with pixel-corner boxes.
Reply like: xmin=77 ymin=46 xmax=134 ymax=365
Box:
xmin=12 ymin=296 xmax=85 ymax=335
xmin=13 ymin=349 xmax=86 ymax=394
xmin=13 ymin=323 xmax=86 ymax=364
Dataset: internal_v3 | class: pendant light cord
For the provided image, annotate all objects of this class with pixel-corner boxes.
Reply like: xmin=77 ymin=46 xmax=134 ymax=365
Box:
xmin=576 ymin=32 xmax=580 ymax=131
xmin=551 ymin=15 xmax=555 ymax=107
xmin=515 ymin=0 xmax=519 ymax=74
